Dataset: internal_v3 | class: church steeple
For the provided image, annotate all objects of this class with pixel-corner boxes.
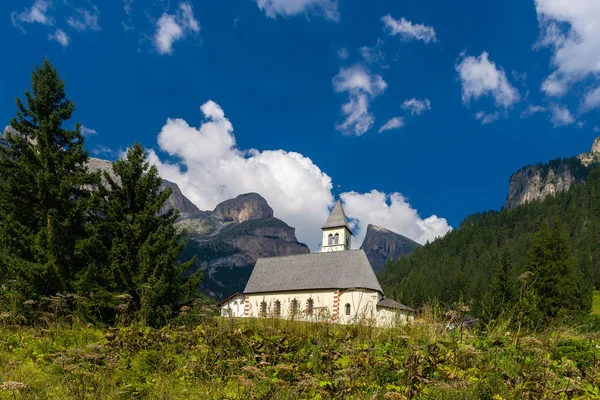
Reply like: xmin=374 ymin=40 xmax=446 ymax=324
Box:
xmin=321 ymin=199 xmax=353 ymax=252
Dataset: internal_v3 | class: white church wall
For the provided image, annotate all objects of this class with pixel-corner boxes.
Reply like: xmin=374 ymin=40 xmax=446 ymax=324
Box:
xmin=375 ymin=307 xmax=413 ymax=327
xmin=245 ymin=290 xmax=335 ymax=322
xmin=337 ymin=290 xmax=380 ymax=325
xmin=219 ymin=294 xmax=246 ymax=317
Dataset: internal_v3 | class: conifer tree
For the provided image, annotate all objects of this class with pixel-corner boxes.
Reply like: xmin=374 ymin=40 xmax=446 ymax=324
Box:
xmin=0 ymin=59 xmax=95 ymax=299
xmin=528 ymin=220 xmax=583 ymax=324
xmin=483 ymin=245 xmax=516 ymax=320
xmin=78 ymin=143 xmax=202 ymax=326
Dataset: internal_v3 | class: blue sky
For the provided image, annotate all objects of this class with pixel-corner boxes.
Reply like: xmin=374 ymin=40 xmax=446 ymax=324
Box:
xmin=2 ymin=0 xmax=600 ymax=250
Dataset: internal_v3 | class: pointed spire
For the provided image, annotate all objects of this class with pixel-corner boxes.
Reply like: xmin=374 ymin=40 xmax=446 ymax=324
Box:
xmin=322 ymin=199 xmax=353 ymax=234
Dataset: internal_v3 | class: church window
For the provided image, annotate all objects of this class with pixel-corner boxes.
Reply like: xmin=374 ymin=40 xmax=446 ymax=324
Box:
xmin=328 ymin=233 xmax=333 ymax=245
xmin=307 ymin=299 xmax=314 ymax=315
xmin=274 ymin=300 xmax=281 ymax=316
xmin=345 ymin=303 xmax=351 ymax=316
xmin=333 ymin=233 xmax=339 ymax=245
xmin=260 ymin=301 xmax=267 ymax=316
xmin=291 ymin=299 xmax=299 ymax=316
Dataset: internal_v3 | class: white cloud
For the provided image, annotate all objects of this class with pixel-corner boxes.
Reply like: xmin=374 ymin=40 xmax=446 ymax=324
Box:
xmin=81 ymin=125 xmax=98 ymax=136
xmin=149 ymin=100 xmax=449 ymax=250
xmin=520 ymin=105 xmax=547 ymax=119
xmin=332 ymin=65 xmax=387 ymax=136
xmin=549 ymin=104 xmax=575 ymax=127
xmin=474 ymin=111 xmax=500 ymax=125
xmin=92 ymin=145 xmax=115 ymax=156
xmin=153 ymin=2 xmax=200 ymax=55
xmin=337 ymin=47 xmax=349 ymax=60
xmin=456 ymin=52 xmax=520 ymax=108
xmin=535 ymin=0 xmax=600 ymax=97
xmin=378 ymin=117 xmax=405 ymax=133
xmin=582 ymin=85 xmax=600 ymax=112
xmin=577 ymin=121 xmax=586 ymax=129
xmin=381 ymin=14 xmax=437 ymax=43
xmin=401 ymin=98 xmax=431 ymax=115
xmin=254 ymin=0 xmax=339 ymax=21
xmin=66 ymin=6 xmax=100 ymax=32
xmin=341 ymin=190 xmax=452 ymax=247
xmin=11 ymin=0 xmax=53 ymax=28
xmin=358 ymin=39 xmax=385 ymax=65
xmin=49 ymin=28 xmax=69 ymax=46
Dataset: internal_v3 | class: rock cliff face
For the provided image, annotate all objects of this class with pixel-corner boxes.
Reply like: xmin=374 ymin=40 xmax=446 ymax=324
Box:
xmin=179 ymin=194 xmax=309 ymax=299
xmin=360 ymin=224 xmax=421 ymax=272
xmin=504 ymin=137 xmax=600 ymax=210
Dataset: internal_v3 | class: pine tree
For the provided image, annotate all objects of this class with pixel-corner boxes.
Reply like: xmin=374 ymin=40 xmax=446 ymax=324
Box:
xmin=0 ymin=59 xmax=95 ymax=299
xmin=78 ymin=143 xmax=202 ymax=326
xmin=528 ymin=220 xmax=584 ymax=324
xmin=483 ymin=245 xmax=516 ymax=320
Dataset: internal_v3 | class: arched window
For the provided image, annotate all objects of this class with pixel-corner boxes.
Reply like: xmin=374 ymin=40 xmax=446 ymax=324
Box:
xmin=291 ymin=299 xmax=299 ymax=316
xmin=328 ymin=233 xmax=333 ymax=245
xmin=274 ymin=300 xmax=281 ymax=316
xmin=260 ymin=301 xmax=267 ymax=316
xmin=345 ymin=303 xmax=351 ymax=316
xmin=307 ymin=299 xmax=314 ymax=315
xmin=333 ymin=233 xmax=339 ymax=245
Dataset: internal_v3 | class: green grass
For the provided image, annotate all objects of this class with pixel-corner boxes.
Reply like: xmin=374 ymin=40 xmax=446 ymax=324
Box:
xmin=593 ymin=290 xmax=600 ymax=316
xmin=1 ymin=311 xmax=600 ymax=399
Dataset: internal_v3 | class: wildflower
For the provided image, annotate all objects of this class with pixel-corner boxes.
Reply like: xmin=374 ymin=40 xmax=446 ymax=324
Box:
xmin=0 ymin=381 xmax=28 ymax=391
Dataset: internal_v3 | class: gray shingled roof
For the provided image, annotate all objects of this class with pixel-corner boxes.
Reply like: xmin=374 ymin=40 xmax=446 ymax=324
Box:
xmin=244 ymin=249 xmax=382 ymax=294
xmin=377 ymin=298 xmax=415 ymax=312
xmin=321 ymin=199 xmax=352 ymax=233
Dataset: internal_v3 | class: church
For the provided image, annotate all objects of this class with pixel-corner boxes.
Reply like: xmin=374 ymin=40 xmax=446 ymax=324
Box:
xmin=219 ymin=199 xmax=415 ymax=327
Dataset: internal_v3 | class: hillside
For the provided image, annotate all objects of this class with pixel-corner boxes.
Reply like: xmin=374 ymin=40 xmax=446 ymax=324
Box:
xmin=379 ymin=167 xmax=600 ymax=312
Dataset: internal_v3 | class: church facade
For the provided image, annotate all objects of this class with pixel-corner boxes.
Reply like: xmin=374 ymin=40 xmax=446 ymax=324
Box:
xmin=231 ymin=200 xmax=414 ymax=327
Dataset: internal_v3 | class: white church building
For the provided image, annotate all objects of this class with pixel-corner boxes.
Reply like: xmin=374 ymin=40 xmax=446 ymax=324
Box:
xmin=219 ymin=199 xmax=415 ymax=327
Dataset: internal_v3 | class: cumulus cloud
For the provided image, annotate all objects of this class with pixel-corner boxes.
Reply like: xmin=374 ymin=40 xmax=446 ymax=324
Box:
xmin=378 ymin=117 xmax=405 ymax=133
xmin=153 ymin=2 xmax=200 ymax=55
xmin=358 ymin=39 xmax=385 ymax=65
xmin=582 ymin=86 xmax=600 ymax=112
xmin=66 ymin=6 xmax=100 ymax=32
xmin=341 ymin=190 xmax=452 ymax=247
xmin=254 ymin=0 xmax=339 ymax=21
xmin=92 ymin=145 xmax=115 ymax=157
xmin=337 ymin=47 xmax=349 ymax=60
xmin=11 ymin=0 xmax=53 ymax=28
xmin=49 ymin=28 xmax=69 ymax=46
xmin=381 ymin=14 xmax=437 ymax=43
xmin=549 ymin=104 xmax=575 ymax=127
xmin=401 ymin=98 xmax=431 ymax=115
xmin=333 ymin=65 xmax=387 ymax=136
xmin=148 ymin=100 xmax=449 ymax=250
xmin=456 ymin=52 xmax=520 ymax=108
xmin=520 ymin=105 xmax=547 ymax=119
xmin=535 ymin=0 xmax=600 ymax=97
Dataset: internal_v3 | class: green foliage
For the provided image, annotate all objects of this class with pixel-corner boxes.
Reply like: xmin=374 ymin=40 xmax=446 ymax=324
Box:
xmin=77 ymin=143 xmax=202 ymax=327
xmin=0 ymin=314 xmax=599 ymax=399
xmin=0 ymin=59 xmax=95 ymax=301
xmin=380 ymin=168 xmax=600 ymax=322
xmin=593 ymin=291 xmax=600 ymax=316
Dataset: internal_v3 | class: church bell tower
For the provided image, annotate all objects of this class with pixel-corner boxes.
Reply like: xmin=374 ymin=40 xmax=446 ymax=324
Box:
xmin=321 ymin=199 xmax=353 ymax=252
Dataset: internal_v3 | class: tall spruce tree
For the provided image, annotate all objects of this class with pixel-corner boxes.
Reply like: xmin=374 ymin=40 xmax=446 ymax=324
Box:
xmin=528 ymin=220 xmax=584 ymax=324
xmin=0 ymin=59 xmax=95 ymax=299
xmin=78 ymin=143 xmax=202 ymax=326
xmin=483 ymin=245 xmax=516 ymax=321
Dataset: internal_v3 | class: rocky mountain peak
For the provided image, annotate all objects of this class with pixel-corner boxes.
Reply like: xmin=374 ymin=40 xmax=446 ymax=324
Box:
xmin=361 ymin=224 xmax=422 ymax=272
xmin=212 ymin=192 xmax=273 ymax=223
xmin=591 ymin=137 xmax=600 ymax=154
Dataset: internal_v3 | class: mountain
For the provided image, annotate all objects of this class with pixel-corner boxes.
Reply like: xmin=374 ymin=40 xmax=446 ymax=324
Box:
xmin=360 ymin=224 xmax=421 ymax=272
xmin=178 ymin=193 xmax=309 ymax=299
xmin=504 ymin=136 xmax=600 ymax=210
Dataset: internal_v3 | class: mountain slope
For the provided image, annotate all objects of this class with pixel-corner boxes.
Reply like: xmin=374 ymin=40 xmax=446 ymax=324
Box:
xmin=379 ymin=168 xmax=600 ymax=313
xmin=360 ymin=224 xmax=421 ymax=272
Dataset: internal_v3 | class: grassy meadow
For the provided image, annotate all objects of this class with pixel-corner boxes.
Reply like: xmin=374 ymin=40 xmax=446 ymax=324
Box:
xmin=1 ymin=307 xmax=600 ymax=399
xmin=593 ymin=291 xmax=600 ymax=316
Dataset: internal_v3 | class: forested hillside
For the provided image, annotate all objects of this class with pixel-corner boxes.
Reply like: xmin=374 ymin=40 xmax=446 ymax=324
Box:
xmin=379 ymin=167 xmax=600 ymax=317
